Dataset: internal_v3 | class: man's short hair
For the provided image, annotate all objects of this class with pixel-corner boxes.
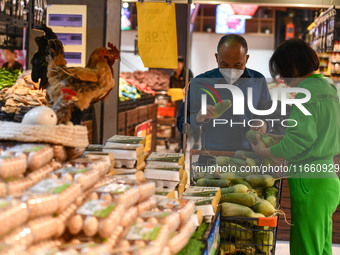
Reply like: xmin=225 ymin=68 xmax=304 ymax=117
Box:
xmin=217 ymin=34 xmax=248 ymax=54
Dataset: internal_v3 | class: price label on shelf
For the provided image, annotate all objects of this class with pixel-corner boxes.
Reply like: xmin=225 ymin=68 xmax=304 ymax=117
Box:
xmin=137 ymin=2 xmax=178 ymax=69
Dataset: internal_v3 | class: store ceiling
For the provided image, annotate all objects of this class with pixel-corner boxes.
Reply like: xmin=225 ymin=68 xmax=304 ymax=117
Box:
xmin=125 ymin=0 xmax=338 ymax=8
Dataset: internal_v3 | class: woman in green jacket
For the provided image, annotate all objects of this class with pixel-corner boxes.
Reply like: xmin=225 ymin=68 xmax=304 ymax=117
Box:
xmin=252 ymin=39 xmax=340 ymax=255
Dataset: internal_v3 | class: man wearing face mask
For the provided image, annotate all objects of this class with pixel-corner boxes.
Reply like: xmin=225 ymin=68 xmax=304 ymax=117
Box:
xmin=177 ymin=34 xmax=271 ymax=152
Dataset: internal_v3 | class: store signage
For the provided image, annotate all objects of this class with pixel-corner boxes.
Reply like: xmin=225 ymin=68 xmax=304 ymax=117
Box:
xmin=136 ymin=2 xmax=178 ymax=69
xmin=135 ymin=120 xmax=153 ymax=154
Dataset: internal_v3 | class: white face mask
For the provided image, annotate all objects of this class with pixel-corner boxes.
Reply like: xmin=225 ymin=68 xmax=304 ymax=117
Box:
xmin=219 ymin=68 xmax=244 ymax=84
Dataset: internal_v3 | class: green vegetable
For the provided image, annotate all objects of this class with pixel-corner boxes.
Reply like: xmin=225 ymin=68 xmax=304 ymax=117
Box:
xmin=233 ymin=150 xmax=262 ymax=160
xmin=176 ymin=238 xmax=205 ymax=255
xmin=245 ymin=130 xmax=275 ymax=147
xmin=255 ymin=231 xmax=274 ymax=254
xmin=246 ymin=158 xmax=257 ymax=167
xmin=252 ymin=200 xmax=276 ymax=217
xmin=0 ymin=68 xmax=22 ymax=91
xmin=220 ymin=193 xmax=256 ymax=207
xmin=221 ymin=222 xmax=253 ymax=240
xmin=262 ymin=158 xmax=277 ymax=167
xmin=213 ymin=99 xmax=232 ymax=118
xmin=231 ymin=178 xmax=252 ymax=189
xmin=191 ymin=221 xmax=208 ymax=240
xmin=265 ymin=187 xmax=278 ymax=198
xmin=220 ymin=184 xmax=249 ymax=194
xmin=220 ymin=244 xmax=236 ymax=254
xmin=218 ymin=172 xmax=240 ymax=181
xmin=196 ymin=178 xmax=231 ymax=188
xmin=245 ymin=175 xmax=276 ymax=188
xmin=221 ymin=202 xmax=257 ymax=217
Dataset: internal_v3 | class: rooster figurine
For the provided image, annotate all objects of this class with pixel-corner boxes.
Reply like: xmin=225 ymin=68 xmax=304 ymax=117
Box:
xmin=31 ymin=31 xmax=120 ymax=124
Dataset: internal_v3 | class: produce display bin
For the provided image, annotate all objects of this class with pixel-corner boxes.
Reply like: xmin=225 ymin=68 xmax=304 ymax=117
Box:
xmin=219 ymin=178 xmax=283 ymax=255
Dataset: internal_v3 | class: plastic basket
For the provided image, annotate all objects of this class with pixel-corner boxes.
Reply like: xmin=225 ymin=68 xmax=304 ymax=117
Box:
xmin=157 ymin=106 xmax=175 ymax=117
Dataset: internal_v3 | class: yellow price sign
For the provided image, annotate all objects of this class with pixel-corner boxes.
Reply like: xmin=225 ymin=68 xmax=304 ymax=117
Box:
xmin=137 ymin=2 xmax=178 ymax=69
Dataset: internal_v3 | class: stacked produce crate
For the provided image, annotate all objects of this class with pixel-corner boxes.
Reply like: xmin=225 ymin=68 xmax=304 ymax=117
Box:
xmin=144 ymin=152 xmax=187 ymax=198
xmin=101 ymin=135 xmax=147 ymax=178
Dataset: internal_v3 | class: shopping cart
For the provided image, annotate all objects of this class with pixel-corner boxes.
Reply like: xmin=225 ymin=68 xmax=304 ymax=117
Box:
xmin=189 ymin=150 xmax=284 ymax=255
xmin=219 ymin=177 xmax=283 ymax=255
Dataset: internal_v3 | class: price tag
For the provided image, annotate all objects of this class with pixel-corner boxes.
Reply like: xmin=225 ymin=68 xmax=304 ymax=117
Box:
xmin=137 ymin=2 xmax=178 ymax=69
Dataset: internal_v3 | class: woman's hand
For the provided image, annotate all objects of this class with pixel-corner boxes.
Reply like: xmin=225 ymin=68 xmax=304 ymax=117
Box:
xmin=251 ymin=134 xmax=272 ymax=158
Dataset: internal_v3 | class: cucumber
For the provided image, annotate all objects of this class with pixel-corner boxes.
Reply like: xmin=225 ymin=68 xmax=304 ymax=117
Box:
xmin=195 ymin=173 xmax=221 ymax=180
xmin=220 ymin=244 xmax=236 ymax=254
xmin=221 ymin=222 xmax=253 ymax=240
xmin=245 ymin=130 xmax=275 ymax=147
xmin=266 ymin=196 xmax=277 ymax=208
xmin=265 ymin=187 xmax=278 ymax=207
xmin=215 ymin=156 xmax=231 ymax=166
xmin=262 ymin=158 xmax=277 ymax=167
xmin=252 ymin=200 xmax=276 ymax=217
xmin=229 ymin=157 xmax=248 ymax=166
xmin=218 ymin=172 xmax=239 ymax=181
xmin=255 ymin=231 xmax=274 ymax=254
xmin=246 ymin=175 xmax=276 ymax=188
xmin=253 ymin=188 xmax=265 ymax=197
xmin=234 ymin=150 xmax=261 ymax=160
xmin=231 ymin=178 xmax=252 ymax=189
xmin=236 ymin=246 xmax=256 ymax=255
xmin=213 ymin=99 xmax=232 ymax=118
xmin=246 ymin=158 xmax=257 ymax=167
xmin=220 ymin=184 xmax=249 ymax=194
xmin=265 ymin=187 xmax=279 ymax=198
xmin=221 ymin=202 xmax=257 ymax=217
xmin=196 ymin=178 xmax=231 ymax=188
xmin=220 ymin=193 xmax=256 ymax=207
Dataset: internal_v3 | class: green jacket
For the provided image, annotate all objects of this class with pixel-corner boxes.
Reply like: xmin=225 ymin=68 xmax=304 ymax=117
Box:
xmin=270 ymin=74 xmax=340 ymax=164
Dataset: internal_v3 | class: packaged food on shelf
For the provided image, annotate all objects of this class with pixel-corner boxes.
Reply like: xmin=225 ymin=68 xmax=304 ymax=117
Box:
xmin=0 ymin=153 xmax=27 ymax=178
xmin=7 ymin=144 xmax=54 ymax=171
xmin=0 ymin=198 xmax=29 ymax=237
xmin=139 ymin=210 xmax=180 ymax=233
xmin=2 ymin=216 xmax=60 ymax=247
xmin=97 ymin=176 xmax=156 ymax=203
xmin=66 ymin=157 xmax=110 ymax=176
xmin=113 ymin=221 xmax=169 ymax=255
xmin=51 ymin=165 xmax=101 ymax=191
xmin=21 ymin=178 xmax=82 ymax=219
xmin=137 ymin=197 xmax=157 ymax=215
xmin=53 ymin=145 xmax=68 ymax=162
xmin=167 ymin=214 xmax=197 ymax=254
xmin=92 ymin=182 xmax=140 ymax=208
xmin=26 ymin=161 xmax=62 ymax=183
xmin=121 ymin=206 xmax=139 ymax=228
xmin=68 ymin=199 xmax=125 ymax=238
xmin=83 ymin=152 xmax=115 ymax=173
xmin=156 ymin=198 xmax=196 ymax=226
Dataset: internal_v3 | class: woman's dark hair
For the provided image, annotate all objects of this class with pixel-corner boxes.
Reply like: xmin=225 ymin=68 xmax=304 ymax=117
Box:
xmin=269 ymin=39 xmax=319 ymax=78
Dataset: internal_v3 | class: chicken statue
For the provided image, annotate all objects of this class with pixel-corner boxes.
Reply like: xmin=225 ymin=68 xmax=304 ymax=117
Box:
xmin=31 ymin=28 xmax=120 ymax=124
